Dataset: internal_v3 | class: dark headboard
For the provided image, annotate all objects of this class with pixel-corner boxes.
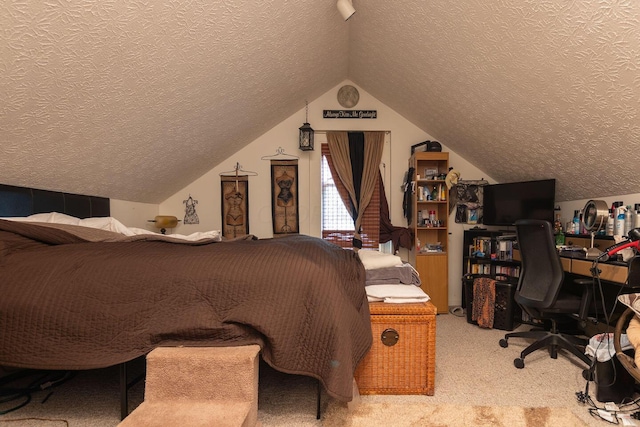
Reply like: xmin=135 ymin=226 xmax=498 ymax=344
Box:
xmin=0 ymin=184 xmax=110 ymax=218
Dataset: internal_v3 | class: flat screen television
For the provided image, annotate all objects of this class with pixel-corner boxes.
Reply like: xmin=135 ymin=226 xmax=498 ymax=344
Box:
xmin=482 ymin=179 xmax=556 ymax=226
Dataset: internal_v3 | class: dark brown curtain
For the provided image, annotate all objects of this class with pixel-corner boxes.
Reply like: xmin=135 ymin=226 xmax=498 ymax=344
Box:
xmin=327 ymin=131 xmax=384 ymax=250
xmin=378 ymin=172 xmax=413 ymax=252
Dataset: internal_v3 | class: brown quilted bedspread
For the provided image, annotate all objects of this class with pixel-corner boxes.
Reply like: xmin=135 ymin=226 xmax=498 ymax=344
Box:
xmin=0 ymin=220 xmax=372 ymax=401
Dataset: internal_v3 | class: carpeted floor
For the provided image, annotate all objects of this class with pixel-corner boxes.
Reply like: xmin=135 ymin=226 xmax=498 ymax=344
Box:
xmin=0 ymin=311 xmax=637 ymax=426
xmin=322 ymin=401 xmax=587 ymax=427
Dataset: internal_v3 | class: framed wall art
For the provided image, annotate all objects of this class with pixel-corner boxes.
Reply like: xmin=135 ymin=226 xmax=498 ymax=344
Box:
xmin=270 ymin=160 xmax=299 ymax=235
xmin=221 ymin=175 xmax=249 ymax=239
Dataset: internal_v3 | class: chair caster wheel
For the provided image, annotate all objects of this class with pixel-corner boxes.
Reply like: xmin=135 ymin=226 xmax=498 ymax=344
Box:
xmin=514 ymin=358 xmax=525 ymax=369
xmin=499 ymin=339 xmax=508 ymax=348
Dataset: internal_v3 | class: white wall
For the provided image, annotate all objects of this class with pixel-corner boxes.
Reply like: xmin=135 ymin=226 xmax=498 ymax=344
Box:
xmin=160 ymin=81 xmax=431 ymax=236
xmin=159 ymin=81 xmax=494 ymax=308
xmin=109 ymin=199 xmax=159 ymax=229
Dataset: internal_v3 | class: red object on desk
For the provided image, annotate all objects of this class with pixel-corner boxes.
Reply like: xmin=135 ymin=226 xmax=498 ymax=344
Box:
xmin=600 ymin=237 xmax=640 ymax=261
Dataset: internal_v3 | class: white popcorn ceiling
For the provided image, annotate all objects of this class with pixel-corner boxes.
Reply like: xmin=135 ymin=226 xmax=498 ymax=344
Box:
xmin=1 ymin=0 xmax=639 ymax=203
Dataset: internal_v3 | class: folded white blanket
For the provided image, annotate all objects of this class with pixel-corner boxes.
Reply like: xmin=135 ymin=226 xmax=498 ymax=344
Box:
xmin=366 ymin=284 xmax=430 ymax=303
xmin=380 ymin=297 xmax=431 ymax=304
xmin=358 ymin=249 xmax=403 ymax=270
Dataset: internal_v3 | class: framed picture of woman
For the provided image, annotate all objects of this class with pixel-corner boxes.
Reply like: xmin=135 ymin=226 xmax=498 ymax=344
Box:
xmin=270 ymin=160 xmax=299 ymax=235
xmin=221 ymin=175 xmax=249 ymax=239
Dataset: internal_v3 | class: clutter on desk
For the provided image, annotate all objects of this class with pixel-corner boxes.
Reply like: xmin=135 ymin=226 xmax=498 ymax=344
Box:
xmin=558 ymin=245 xmax=587 ymax=252
xmin=562 ymin=200 xmax=640 ymax=239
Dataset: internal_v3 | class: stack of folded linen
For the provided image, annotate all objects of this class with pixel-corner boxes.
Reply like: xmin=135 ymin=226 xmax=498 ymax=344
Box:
xmin=365 ymin=263 xmax=421 ymax=287
xmin=365 ymin=284 xmax=430 ymax=303
xmin=357 ymin=249 xmax=404 ymax=270
xmin=357 ymin=250 xmax=429 ymax=303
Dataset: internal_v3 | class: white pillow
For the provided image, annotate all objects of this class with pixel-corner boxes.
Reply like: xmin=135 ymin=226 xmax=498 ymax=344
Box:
xmin=79 ymin=217 xmax=133 ymax=235
xmin=2 ymin=213 xmax=222 ymax=242
xmin=17 ymin=212 xmax=81 ymax=225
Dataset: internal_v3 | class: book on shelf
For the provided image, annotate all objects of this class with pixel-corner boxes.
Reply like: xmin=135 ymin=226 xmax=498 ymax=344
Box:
xmin=495 ymin=265 xmax=520 ymax=278
xmin=496 ymin=236 xmax=515 ymax=260
xmin=473 ymin=237 xmax=492 ymax=257
xmin=470 ymin=263 xmax=492 ymax=275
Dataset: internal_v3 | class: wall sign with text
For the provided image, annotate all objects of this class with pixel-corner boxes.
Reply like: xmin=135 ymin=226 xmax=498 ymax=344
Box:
xmin=323 ymin=110 xmax=377 ymax=119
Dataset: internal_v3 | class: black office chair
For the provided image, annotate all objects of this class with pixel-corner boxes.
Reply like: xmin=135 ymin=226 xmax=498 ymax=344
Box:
xmin=499 ymin=219 xmax=593 ymax=369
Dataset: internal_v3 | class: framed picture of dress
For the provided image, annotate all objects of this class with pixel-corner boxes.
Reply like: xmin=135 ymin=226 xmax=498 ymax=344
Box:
xmin=221 ymin=175 xmax=249 ymax=239
xmin=270 ymin=160 xmax=299 ymax=235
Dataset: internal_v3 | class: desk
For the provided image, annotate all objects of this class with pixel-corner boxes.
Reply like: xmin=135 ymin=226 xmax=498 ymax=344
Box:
xmin=561 ymin=234 xmax=632 ymax=283
xmin=513 ymin=248 xmax=629 ymax=284
xmin=513 ymin=246 xmax=635 ymax=331
xmin=560 ymin=251 xmax=629 ymax=284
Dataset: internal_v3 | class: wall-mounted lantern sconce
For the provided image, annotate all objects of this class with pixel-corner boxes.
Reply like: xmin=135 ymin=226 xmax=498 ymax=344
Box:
xmin=299 ymin=101 xmax=314 ymax=151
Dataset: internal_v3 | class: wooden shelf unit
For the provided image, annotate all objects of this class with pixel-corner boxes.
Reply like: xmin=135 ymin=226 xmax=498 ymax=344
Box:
xmin=409 ymin=151 xmax=449 ymax=312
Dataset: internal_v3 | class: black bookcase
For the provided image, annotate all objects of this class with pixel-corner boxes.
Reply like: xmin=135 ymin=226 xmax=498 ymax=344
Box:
xmin=462 ymin=229 xmax=520 ymax=282
xmin=461 ymin=228 xmax=522 ymax=331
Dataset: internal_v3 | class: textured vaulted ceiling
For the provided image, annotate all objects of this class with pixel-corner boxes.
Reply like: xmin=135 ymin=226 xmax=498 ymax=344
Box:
xmin=2 ymin=1 xmax=640 ymax=203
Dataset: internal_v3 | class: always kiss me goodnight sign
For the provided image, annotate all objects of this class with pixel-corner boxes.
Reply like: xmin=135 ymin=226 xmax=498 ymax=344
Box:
xmin=323 ymin=110 xmax=377 ymax=119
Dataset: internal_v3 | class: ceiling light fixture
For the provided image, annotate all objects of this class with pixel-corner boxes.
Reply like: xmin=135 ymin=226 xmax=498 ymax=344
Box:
xmin=299 ymin=100 xmax=314 ymax=151
xmin=337 ymin=0 xmax=355 ymax=21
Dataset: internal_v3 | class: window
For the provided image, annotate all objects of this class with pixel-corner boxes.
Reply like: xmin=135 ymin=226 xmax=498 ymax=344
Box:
xmin=321 ymin=154 xmax=354 ymax=231
xmin=321 ymin=143 xmax=380 ymax=249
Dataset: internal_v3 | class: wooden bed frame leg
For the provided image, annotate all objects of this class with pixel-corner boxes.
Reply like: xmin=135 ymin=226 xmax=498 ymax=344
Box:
xmin=316 ymin=379 xmax=321 ymax=420
xmin=120 ymin=362 xmax=128 ymax=421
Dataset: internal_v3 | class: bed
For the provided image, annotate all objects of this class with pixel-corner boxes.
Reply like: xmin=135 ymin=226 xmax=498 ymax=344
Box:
xmin=0 ymin=184 xmax=373 ymax=405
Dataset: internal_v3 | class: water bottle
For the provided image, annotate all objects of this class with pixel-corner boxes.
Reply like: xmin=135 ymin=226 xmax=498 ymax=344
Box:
xmin=613 ymin=201 xmax=624 ymax=236
xmin=615 ymin=206 xmax=626 ymax=237
xmin=625 ymin=205 xmax=633 ymax=237
xmin=606 ymin=209 xmax=615 ymax=236
xmin=572 ymin=210 xmax=580 ymax=235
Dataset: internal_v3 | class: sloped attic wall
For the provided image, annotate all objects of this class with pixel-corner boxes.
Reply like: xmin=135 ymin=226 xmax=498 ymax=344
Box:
xmin=5 ymin=1 xmax=640 ymax=207
xmin=349 ymin=0 xmax=640 ymax=204
xmin=159 ymin=83 xmax=492 ymax=237
xmin=1 ymin=0 xmax=348 ymax=203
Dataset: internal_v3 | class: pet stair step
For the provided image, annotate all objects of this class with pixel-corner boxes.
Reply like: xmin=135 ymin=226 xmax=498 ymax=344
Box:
xmin=118 ymin=345 xmax=260 ymax=427
xmin=118 ymin=401 xmax=255 ymax=427
xmin=144 ymin=345 xmax=260 ymax=401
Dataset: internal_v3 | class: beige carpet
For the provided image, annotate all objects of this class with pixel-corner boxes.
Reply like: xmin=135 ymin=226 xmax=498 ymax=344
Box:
xmin=0 ymin=402 xmax=586 ymax=427
xmin=0 ymin=313 xmax=623 ymax=426
xmin=321 ymin=401 xmax=586 ymax=427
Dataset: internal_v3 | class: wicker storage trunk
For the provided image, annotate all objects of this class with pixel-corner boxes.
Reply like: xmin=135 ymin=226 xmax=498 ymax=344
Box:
xmin=354 ymin=301 xmax=436 ymax=395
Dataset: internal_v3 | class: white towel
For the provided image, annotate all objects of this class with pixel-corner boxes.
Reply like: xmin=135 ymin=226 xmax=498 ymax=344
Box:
xmin=365 ymin=284 xmax=430 ymax=303
xmin=358 ymin=249 xmax=403 ymax=270
xmin=382 ymin=297 xmax=431 ymax=304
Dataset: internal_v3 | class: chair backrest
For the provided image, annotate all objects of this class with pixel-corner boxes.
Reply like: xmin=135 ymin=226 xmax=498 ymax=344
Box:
xmin=628 ymin=256 xmax=640 ymax=288
xmin=514 ymin=219 xmax=564 ymax=310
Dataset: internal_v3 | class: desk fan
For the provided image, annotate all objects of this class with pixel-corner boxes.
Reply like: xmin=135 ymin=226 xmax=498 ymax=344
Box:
xmin=582 ymin=199 xmax=608 ymax=259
